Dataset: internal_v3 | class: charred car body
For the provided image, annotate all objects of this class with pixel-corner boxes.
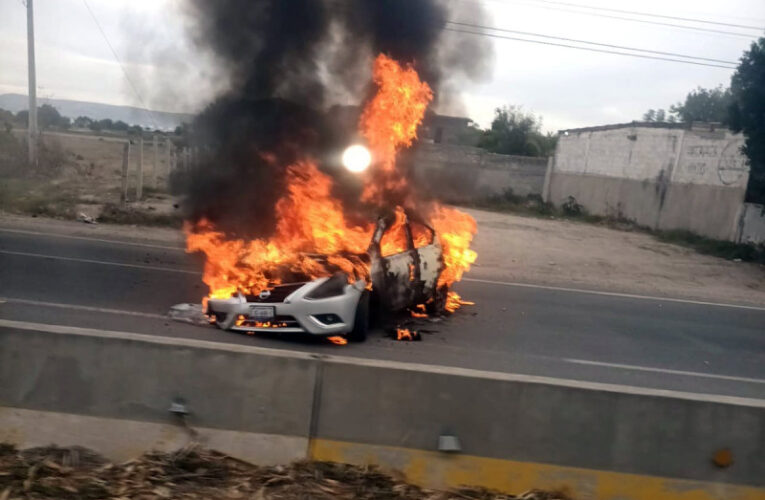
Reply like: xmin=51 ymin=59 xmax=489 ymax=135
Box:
xmin=205 ymin=210 xmax=444 ymax=341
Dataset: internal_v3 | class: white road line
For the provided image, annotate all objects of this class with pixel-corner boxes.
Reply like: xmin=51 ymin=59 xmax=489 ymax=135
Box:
xmin=0 ymin=227 xmax=185 ymax=251
xmin=565 ymin=358 xmax=765 ymax=385
xmin=0 ymin=249 xmax=200 ymax=275
xmin=0 ymin=297 xmax=167 ymax=319
xmin=463 ymin=277 xmax=765 ymax=312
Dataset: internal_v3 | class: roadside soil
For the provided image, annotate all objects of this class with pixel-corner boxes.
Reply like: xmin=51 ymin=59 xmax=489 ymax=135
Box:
xmin=465 ymin=208 xmax=765 ymax=307
xmin=2 ymin=206 xmax=764 ymax=307
xmin=1 ymin=130 xmax=179 ymax=222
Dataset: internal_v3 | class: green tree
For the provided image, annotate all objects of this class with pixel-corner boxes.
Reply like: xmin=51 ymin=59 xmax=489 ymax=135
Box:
xmin=0 ymin=107 xmax=15 ymax=131
xmin=15 ymin=110 xmax=28 ymax=126
xmin=37 ymin=104 xmax=64 ymax=129
xmin=670 ymin=86 xmax=732 ymax=124
xmin=729 ymin=38 xmax=765 ymax=204
xmin=73 ymin=116 xmax=93 ymax=128
xmin=112 ymin=120 xmax=130 ymax=131
xmin=478 ymin=106 xmax=555 ymax=157
xmin=642 ymin=108 xmax=673 ymax=122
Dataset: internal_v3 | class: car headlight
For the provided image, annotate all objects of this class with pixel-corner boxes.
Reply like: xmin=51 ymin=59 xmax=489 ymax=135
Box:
xmin=306 ymin=273 xmax=348 ymax=299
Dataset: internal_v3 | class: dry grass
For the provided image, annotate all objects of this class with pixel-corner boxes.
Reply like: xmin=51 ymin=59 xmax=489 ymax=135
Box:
xmin=0 ymin=444 xmax=573 ymax=500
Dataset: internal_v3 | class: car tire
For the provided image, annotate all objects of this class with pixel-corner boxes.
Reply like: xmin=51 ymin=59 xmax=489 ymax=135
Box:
xmin=347 ymin=291 xmax=370 ymax=342
xmin=426 ymin=285 xmax=449 ymax=315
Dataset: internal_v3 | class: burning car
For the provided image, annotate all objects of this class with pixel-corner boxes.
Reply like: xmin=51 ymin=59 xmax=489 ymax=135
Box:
xmin=205 ymin=209 xmax=444 ymax=342
xmin=186 ymin=56 xmax=477 ymax=344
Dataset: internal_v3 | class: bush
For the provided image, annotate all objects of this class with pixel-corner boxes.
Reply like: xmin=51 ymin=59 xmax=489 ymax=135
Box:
xmin=561 ymin=196 xmax=584 ymax=216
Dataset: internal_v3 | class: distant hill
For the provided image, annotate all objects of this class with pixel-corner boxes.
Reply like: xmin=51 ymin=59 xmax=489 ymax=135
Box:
xmin=0 ymin=94 xmax=193 ymax=131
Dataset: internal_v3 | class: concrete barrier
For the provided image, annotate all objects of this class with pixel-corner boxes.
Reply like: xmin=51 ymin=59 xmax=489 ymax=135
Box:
xmin=1 ymin=319 xmax=764 ymax=500
xmin=0 ymin=321 xmax=316 ymax=464
xmin=411 ymin=143 xmax=549 ymax=201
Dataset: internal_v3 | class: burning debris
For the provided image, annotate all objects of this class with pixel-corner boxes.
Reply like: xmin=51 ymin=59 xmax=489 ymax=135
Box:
xmin=0 ymin=444 xmax=573 ymax=500
xmin=395 ymin=327 xmax=422 ymax=341
xmin=174 ymin=1 xmax=489 ymax=340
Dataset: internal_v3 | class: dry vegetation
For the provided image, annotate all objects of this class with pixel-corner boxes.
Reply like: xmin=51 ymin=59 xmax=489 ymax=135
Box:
xmin=0 ymin=130 xmax=182 ymax=227
xmin=0 ymin=444 xmax=571 ymax=500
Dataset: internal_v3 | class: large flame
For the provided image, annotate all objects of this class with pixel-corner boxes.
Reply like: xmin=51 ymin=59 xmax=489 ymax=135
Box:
xmin=361 ymin=54 xmax=433 ymax=205
xmin=187 ymin=161 xmax=371 ymax=298
xmin=187 ymin=54 xmax=477 ymax=315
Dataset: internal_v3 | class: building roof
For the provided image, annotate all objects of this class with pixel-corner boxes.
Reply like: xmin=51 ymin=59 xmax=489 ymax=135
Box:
xmin=557 ymin=121 xmax=727 ymax=135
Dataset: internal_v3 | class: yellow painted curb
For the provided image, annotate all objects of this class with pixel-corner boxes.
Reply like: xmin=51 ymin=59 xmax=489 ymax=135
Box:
xmin=310 ymin=438 xmax=765 ymax=500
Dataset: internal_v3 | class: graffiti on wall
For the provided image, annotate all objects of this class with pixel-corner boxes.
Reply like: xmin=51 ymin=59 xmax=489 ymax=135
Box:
xmin=679 ymin=139 xmax=748 ymax=187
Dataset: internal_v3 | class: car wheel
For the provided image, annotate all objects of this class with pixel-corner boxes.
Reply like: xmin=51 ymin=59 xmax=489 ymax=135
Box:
xmin=426 ymin=285 xmax=448 ymax=315
xmin=347 ymin=291 xmax=370 ymax=342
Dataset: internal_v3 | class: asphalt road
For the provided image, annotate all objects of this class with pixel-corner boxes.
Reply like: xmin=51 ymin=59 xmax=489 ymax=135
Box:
xmin=1 ymin=224 xmax=764 ymax=399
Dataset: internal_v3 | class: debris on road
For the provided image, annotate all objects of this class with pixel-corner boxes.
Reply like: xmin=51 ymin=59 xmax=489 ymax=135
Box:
xmin=0 ymin=444 xmax=573 ymax=500
xmin=395 ymin=327 xmax=422 ymax=341
xmin=76 ymin=212 xmax=97 ymax=224
xmin=168 ymin=303 xmax=210 ymax=326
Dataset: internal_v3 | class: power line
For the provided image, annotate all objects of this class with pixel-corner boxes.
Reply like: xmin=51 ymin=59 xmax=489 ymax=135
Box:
xmin=81 ymin=0 xmax=158 ymax=129
xmin=458 ymin=0 xmax=761 ymax=39
xmin=515 ymin=0 xmax=765 ymax=31
xmin=444 ymin=27 xmax=738 ymax=69
xmin=447 ymin=21 xmax=739 ymax=65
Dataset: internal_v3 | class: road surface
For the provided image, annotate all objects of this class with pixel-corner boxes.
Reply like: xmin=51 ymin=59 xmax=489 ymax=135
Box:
xmin=1 ymin=223 xmax=764 ymax=399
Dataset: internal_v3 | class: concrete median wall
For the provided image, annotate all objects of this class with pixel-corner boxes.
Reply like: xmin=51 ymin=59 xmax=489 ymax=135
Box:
xmin=411 ymin=143 xmax=549 ymax=201
xmin=1 ymin=320 xmax=764 ymax=500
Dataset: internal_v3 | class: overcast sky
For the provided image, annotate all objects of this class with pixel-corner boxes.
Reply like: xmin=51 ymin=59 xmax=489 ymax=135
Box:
xmin=1 ymin=0 xmax=763 ymax=131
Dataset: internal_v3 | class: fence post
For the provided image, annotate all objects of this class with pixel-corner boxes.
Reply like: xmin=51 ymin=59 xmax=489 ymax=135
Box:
xmin=136 ymin=136 xmax=144 ymax=200
xmin=120 ymin=141 xmax=130 ymax=205
xmin=151 ymin=134 xmax=158 ymax=189
xmin=165 ymin=138 xmax=172 ymax=181
xmin=542 ymin=155 xmax=554 ymax=203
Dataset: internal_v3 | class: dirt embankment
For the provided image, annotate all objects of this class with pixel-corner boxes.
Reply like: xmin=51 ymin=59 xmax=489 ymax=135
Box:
xmin=466 ymin=208 xmax=765 ymax=307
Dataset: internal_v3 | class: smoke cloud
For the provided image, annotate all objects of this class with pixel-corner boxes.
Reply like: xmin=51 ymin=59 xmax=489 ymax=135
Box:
xmin=175 ymin=0 xmax=493 ymax=237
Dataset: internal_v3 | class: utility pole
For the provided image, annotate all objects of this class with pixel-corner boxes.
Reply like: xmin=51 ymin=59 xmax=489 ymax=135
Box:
xmin=120 ymin=142 xmax=130 ymax=205
xmin=151 ymin=134 xmax=158 ymax=189
xmin=136 ymin=136 xmax=144 ymax=200
xmin=26 ymin=0 xmax=38 ymax=167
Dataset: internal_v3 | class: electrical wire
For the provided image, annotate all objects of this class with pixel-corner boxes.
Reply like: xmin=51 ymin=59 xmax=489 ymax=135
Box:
xmin=444 ymin=27 xmax=738 ymax=69
xmin=456 ymin=0 xmax=761 ymax=39
xmin=512 ymin=0 xmax=765 ymax=31
xmin=447 ymin=20 xmax=739 ymax=65
xmin=81 ymin=0 xmax=158 ymax=129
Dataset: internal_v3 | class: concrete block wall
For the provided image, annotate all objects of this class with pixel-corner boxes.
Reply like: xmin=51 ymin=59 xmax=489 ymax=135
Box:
xmin=548 ymin=124 xmax=750 ymax=240
xmin=1 ymin=321 xmax=764 ymax=500
xmin=737 ymin=203 xmax=765 ymax=244
xmin=411 ymin=143 xmax=548 ymax=202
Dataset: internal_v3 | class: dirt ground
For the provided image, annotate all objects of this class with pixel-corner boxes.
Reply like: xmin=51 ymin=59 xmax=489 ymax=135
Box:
xmin=1 ymin=130 xmax=178 ymax=221
xmin=2 ymin=205 xmax=764 ymax=307
xmin=465 ymin=208 xmax=765 ymax=307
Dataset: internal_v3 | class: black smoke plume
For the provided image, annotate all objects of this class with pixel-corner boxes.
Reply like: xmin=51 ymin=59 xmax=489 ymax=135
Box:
xmin=176 ymin=0 xmax=492 ymax=237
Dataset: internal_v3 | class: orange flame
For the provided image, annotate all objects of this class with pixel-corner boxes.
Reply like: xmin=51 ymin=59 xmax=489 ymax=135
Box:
xmin=186 ymin=161 xmax=372 ymax=298
xmin=361 ymin=54 xmax=433 ymax=204
xmin=396 ymin=327 xmax=417 ymax=341
xmin=328 ymin=336 xmax=348 ymax=345
xmin=445 ymin=291 xmax=475 ymax=313
xmin=186 ymin=54 xmax=478 ymax=316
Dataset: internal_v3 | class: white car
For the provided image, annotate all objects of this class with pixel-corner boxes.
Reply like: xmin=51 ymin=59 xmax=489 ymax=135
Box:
xmin=205 ymin=210 xmax=444 ymax=341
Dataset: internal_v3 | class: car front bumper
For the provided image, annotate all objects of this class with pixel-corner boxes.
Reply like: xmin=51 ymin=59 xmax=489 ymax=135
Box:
xmin=206 ymin=278 xmax=364 ymax=336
